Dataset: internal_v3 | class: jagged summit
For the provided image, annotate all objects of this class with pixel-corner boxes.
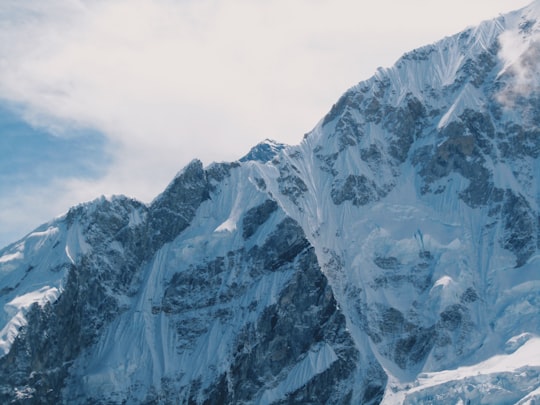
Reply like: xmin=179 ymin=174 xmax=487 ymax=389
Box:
xmin=239 ymin=138 xmax=286 ymax=163
xmin=0 ymin=3 xmax=539 ymax=404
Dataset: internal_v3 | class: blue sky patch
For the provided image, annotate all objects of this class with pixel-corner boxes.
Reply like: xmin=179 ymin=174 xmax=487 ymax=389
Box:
xmin=0 ymin=102 xmax=111 ymax=191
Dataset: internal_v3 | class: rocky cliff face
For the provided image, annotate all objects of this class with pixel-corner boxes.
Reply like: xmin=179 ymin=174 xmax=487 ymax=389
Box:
xmin=1 ymin=2 xmax=540 ymax=404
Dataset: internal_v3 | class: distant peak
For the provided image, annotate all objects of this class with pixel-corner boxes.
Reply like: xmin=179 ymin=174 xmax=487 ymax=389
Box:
xmin=174 ymin=159 xmax=203 ymax=178
xmin=239 ymin=139 xmax=286 ymax=163
xmin=261 ymin=138 xmax=284 ymax=148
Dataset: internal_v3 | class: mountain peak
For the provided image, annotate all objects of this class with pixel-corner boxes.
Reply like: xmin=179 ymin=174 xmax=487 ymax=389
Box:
xmin=1 ymin=3 xmax=539 ymax=404
xmin=239 ymin=138 xmax=286 ymax=163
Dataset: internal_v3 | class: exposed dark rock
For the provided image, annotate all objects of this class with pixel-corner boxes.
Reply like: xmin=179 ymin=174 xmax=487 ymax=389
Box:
xmin=466 ymin=50 xmax=498 ymax=88
xmin=0 ymin=258 xmax=123 ymax=404
xmin=439 ymin=304 xmax=465 ymax=331
xmin=259 ymin=217 xmax=312 ymax=271
xmin=416 ymin=110 xmax=507 ymax=208
xmin=499 ymin=124 xmax=540 ymax=159
xmin=501 ymin=190 xmax=537 ymax=266
xmin=0 ymin=160 xmax=216 ymax=403
xmin=363 ymin=303 xmax=437 ymax=371
xmin=401 ymin=45 xmax=436 ymax=62
xmin=206 ymin=161 xmax=239 ymax=184
xmin=163 ymin=217 xmax=366 ymax=404
xmin=218 ymin=246 xmax=359 ymax=404
xmin=394 ymin=327 xmax=436 ymax=370
xmin=383 ymin=95 xmax=427 ymax=163
xmin=335 ymin=113 xmax=365 ymax=150
xmin=360 ymin=144 xmax=383 ymax=165
xmin=373 ymin=256 xmax=401 ymax=270
xmin=331 ymin=175 xmax=386 ymax=206
xmin=381 ymin=307 xmax=406 ymax=335
xmin=162 ymin=256 xmax=226 ymax=314
xmin=322 ymin=90 xmax=364 ymax=127
xmin=242 ymin=199 xmax=278 ymax=239
xmin=148 ymin=159 xmax=210 ymax=249
xmin=240 ymin=140 xmax=286 ymax=163
xmin=316 ymin=152 xmax=339 ymax=176
xmin=461 ymin=287 xmax=479 ymax=303
xmin=277 ymin=164 xmax=308 ymax=205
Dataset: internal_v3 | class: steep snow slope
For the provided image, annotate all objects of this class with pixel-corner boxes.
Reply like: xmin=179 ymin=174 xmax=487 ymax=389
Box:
xmin=0 ymin=1 xmax=539 ymax=404
xmin=61 ymin=163 xmax=365 ymax=403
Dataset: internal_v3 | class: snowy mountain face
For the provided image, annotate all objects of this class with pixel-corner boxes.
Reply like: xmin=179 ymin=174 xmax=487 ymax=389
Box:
xmin=1 ymin=2 xmax=540 ymax=404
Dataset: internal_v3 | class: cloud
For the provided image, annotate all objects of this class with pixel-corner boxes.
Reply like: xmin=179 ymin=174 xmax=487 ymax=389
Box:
xmin=0 ymin=0 xmax=532 ymax=247
xmin=497 ymin=26 xmax=540 ymax=107
xmin=0 ymin=100 xmax=111 ymax=248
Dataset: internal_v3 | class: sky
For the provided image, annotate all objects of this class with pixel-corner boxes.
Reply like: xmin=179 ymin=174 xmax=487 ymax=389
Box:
xmin=0 ymin=0 xmax=533 ymax=248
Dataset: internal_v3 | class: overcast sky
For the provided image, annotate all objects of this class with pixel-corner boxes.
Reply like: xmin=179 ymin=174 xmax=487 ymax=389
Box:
xmin=0 ymin=0 xmax=532 ymax=248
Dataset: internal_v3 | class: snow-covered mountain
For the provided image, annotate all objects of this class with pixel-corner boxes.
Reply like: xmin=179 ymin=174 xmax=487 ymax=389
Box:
xmin=1 ymin=2 xmax=540 ymax=404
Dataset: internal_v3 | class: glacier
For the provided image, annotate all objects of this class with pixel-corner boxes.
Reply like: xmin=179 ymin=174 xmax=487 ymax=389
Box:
xmin=0 ymin=1 xmax=540 ymax=404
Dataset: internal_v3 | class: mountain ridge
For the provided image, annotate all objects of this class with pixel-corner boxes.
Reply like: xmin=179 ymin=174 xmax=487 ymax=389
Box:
xmin=0 ymin=2 xmax=539 ymax=404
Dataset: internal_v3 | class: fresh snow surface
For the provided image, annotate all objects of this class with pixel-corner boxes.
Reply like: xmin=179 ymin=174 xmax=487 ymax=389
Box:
xmin=0 ymin=251 xmax=23 ymax=264
xmin=63 ymin=166 xmax=309 ymax=401
xmin=2 ymin=1 xmax=540 ymax=403
xmin=516 ymin=386 xmax=540 ymax=405
xmin=382 ymin=337 xmax=540 ymax=404
xmin=0 ymin=286 xmax=62 ymax=355
xmin=214 ymin=218 xmax=237 ymax=232
xmin=433 ymin=276 xmax=454 ymax=288
xmin=0 ymin=222 xmax=74 ymax=356
xmin=259 ymin=343 xmax=338 ymax=404
xmin=414 ymin=336 xmax=540 ymax=392
xmin=6 ymin=286 xmax=61 ymax=314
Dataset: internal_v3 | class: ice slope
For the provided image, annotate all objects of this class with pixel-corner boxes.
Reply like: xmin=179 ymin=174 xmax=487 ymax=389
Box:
xmin=236 ymin=0 xmax=540 ymax=400
xmin=0 ymin=218 xmax=87 ymax=356
xmin=0 ymin=160 xmax=365 ymax=403
xmin=0 ymin=1 xmax=539 ymax=404
xmin=268 ymin=2 xmax=540 ymax=403
xmin=65 ymin=168 xmax=296 ymax=399
xmin=383 ymin=335 xmax=540 ymax=404
xmin=57 ymin=163 xmax=364 ymax=403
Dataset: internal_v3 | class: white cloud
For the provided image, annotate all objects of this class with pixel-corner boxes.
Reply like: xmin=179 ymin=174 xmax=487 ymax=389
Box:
xmin=0 ymin=0 xmax=532 ymax=246
xmin=497 ymin=11 xmax=540 ymax=107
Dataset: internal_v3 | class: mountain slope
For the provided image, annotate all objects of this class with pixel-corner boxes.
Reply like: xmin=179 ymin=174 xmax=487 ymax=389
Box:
xmin=1 ymin=2 xmax=540 ymax=404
